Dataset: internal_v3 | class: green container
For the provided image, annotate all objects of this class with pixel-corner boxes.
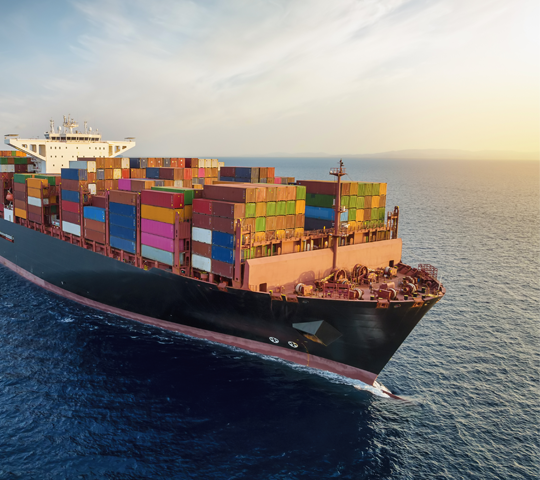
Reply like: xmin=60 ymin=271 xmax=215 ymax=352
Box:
xmin=11 ymin=151 xmax=17 ymax=156
xmin=51 ymin=205 xmax=58 ymax=214
xmin=286 ymin=201 xmax=296 ymax=215
xmin=372 ymin=183 xmax=380 ymax=196
xmin=151 ymin=186 xmax=196 ymax=204
xmin=276 ymin=201 xmax=287 ymax=215
xmin=349 ymin=208 xmax=356 ymax=221
xmin=341 ymin=196 xmax=349 ymax=208
xmin=296 ymin=185 xmax=306 ymax=200
xmin=14 ymin=158 xmax=29 ymax=165
xmin=306 ymin=193 xmax=335 ymax=208
xmin=245 ymin=202 xmax=257 ymax=218
xmin=357 ymin=182 xmax=365 ymax=196
xmin=365 ymin=183 xmax=373 ymax=196
xmin=0 ymin=158 xmax=8 ymax=165
xmin=255 ymin=217 xmax=266 ymax=232
xmin=266 ymin=202 xmax=276 ymax=216
xmin=371 ymin=208 xmax=378 ymax=221
xmin=356 ymin=196 xmax=365 ymax=209
xmin=14 ymin=173 xmax=33 ymax=184
xmin=378 ymin=207 xmax=386 ymax=221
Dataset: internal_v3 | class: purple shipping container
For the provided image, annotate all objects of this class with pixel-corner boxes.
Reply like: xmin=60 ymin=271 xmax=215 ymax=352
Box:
xmin=118 ymin=179 xmax=132 ymax=191
xmin=141 ymin=218 xmax=175 ymax=239
xmin=141 ymin=232 xmax=175 ymax=253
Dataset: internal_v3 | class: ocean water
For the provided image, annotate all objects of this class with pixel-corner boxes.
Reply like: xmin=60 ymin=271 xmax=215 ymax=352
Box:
xmin=0 ymin=159 xmax=538 ymax=479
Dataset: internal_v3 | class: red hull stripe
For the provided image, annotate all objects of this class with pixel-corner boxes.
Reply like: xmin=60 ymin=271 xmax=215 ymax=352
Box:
xmin=0 ymin=254 xmax=378 ymax=386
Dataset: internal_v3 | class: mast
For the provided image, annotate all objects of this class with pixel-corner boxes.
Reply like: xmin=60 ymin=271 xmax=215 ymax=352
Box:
xmin=329 ymin=159 xmax=346 ymax=271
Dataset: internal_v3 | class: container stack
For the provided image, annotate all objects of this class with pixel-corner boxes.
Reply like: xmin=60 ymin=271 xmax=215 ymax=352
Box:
xmin=26 ymin=177 xmax=58 ymax=224
xmin=219 ymin=166 xmax=275 ymax=184
xmin=298 ymin=180 xmax=387 ymax=230
xmin=108 ymin=190 xmax=138 ymax=254
xmin=83 ymin=198 xmax=107 ymax=245
xmin=1 ymin=151 xmax=34 ymax=175
xmin=94 ymin=157 xmax=130 ymax=194
xmin=60 ymin=168 xmax=88 ymax=236
xmin=13 ymin=173 xmax=34 ymax=220
xmin=140 ymin=190 xmax=186 ymax=265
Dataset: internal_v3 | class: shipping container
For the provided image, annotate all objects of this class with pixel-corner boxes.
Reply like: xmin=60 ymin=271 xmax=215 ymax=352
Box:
xmin=83 ymin=206 xmax=106 ymax=223
xmin=109 ymin=202 xmax=136 ymax=218
xmin=141 ymin=244 xmax=175 ymax=266
xmin=62 ymin=220 xmax=81 ymax=236
xmin=109 ymin=190 xmax=138 ymax=206
xmin=212 ymin=230 xmax=235 ymax=249
xmin=211 ymin=245 xmax=234 ymax=264
xmin=84 ymin=218 xmax=106 ymax=233
xmin=141 ymin=231 xmax=174 ymax=252
xmin=192 ymin=227 xmax=212 ymax=245
xmin=192 ymin=253 xmax=212 ymax=272
xmin=192 ymin=240 xmax=212 ymax=258
xmin=110 ymin=235 xmax=136 ymax=254
xmin=141 ymin=218 xmax=175 ymax=239
xmin=109 ymin=212 xmax=136 ymax=229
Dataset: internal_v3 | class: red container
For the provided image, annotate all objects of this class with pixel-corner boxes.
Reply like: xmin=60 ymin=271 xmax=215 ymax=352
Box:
xmin=62 ymin=210 xmax=81 ymax=224
xmin=159 ymin=168 xmax=184 ymax=180
xmin=121 ymin=169 xmax=130 ymax=179
xmin=61 ymin=179 xmax=81 ymax=191
xmin=109 ymin=190 xmax=138 ymax=206
xmin=92 ymin=195 xmax=107 ymax=209
xmin=14 ymin=199 xmax=26 ymax=210
xmin=192 ymin=212 xmax=213 ymax=229
xmin=84 ymin=218 xmax=106 ymax=234
xmin=192 ymin=241 xmax=212 ymax=258
xmin=202 ymin=185 xmax=255 ymax=203
xmin=130 ymin=179 xmax=155 ymax=192
xmin=14 ymin=190 xmax=25 ymax=201
xmin=28 ymin=204 xmax=42 ymax=216
xmin=192 ymin=198 xmax=213 ymax=215
xmin=62 ymin=200 xmax=81 ymax=214
xmin=212 ymin=200 xmax=245 ymax=219
xmin=183 ymin=168 xmax=192 ymax=180
xmin=141 ymin=190 xmax=184 ymax=209
xmin=267 ymin=167 xmax=275 ymax=178
xmin=28 ymin=212 xmax=42 ymax=224
xmin=211 ymin=259 xmax=234 ymax=278
xmin=220 ymin=166 xmax=236 ymax=177
xmin=14 ymin=165 xmax=29 ymax=173
xmin=212 ymin=216 xmax=236 ymax=235
xmin=87 ymin=172 xmax=96 ymax=183
xmin=14 ymin=182 xmax=26 ymax=193
xmin=85 ymin=228 xmax=106 ymax=244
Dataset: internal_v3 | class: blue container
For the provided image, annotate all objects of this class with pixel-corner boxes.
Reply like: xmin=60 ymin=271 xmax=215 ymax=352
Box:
xmin=219 ymin=176 xmax=235 ymax=182
xmin=109 ymin=213 xmax=136 ymax=229
xmin=61 ymin=168 xmax=87 ymax=181
xmin=212 ymin=231 xmax=235 ymax=249
xmin=305 ymin=206 xmax=348 ymax=222
xmin=211 ymin=245 xmax=234 ymax=264
xmin=130 ymin=158 xmax=141 ymax=168
xmin=145 ymin=167 xmax=160 ymax=179
xmin=110 ymin=224 xmax=136 ymax=241
xmin=62 ymin=189 xmax=80 ymax=203
xmin=83 ymin=206 xmax=106 ymax=223
xmin=110 ymin=235 xmax=136 ymax=254
xmin=109 ymin=202 xmax=136 ymax=218
xmin=235 ymin=167 xmax=252 ymax=179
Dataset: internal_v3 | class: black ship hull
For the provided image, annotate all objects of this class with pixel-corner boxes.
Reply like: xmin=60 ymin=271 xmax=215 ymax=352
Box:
xmin=0 ymin=218 xmax=439 ymax=385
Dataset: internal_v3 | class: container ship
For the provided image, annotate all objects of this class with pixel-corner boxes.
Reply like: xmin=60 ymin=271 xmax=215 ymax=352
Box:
xmin=0 ymin=117 xmax=445 ymax=392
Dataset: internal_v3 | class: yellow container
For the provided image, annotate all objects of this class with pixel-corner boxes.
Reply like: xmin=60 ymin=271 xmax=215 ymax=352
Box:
xmin=372 ymin=196 xmax=380 ymax=208
xmin=27 ymin=178 xmax=48 ymax=189
xmin=255 ymin=202 xmax=266 ymax=217
xmin=295 ymin=200 xmax=305 ymax=215
xmin=357 ymin=209 xmax=365 ymax=222
xmin=380 ymin=183 xmax=387 ymax=195
xmin=294 ymin=227 xmax=304 ymax=237
xmin=275 ymin=229 xmax=286 ymax=240
xmin=27 ymin=187 xmax=43 ymax=198
xmin=141 ymin=205 xmax=184 ymax=224
xmin=113 ymin=168 xmax=122 ymax=180
xmin=347 ymin=221 xmax=357 ymax=231
xmin=184 ymin=205 xmax=193 ymax=220
xmin=254 ymin=231 xmax=266 ymax=242
xmin=15 ymin=208 xmax=27 ymax=219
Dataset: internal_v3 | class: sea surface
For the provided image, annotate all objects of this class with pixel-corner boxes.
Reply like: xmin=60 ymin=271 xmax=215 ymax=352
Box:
xmin=0 ymin=159 xmax=538 ymax=479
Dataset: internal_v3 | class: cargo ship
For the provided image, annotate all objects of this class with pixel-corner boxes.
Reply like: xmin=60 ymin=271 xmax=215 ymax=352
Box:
xmin=0 ymin=118 xmax=445 ymax=392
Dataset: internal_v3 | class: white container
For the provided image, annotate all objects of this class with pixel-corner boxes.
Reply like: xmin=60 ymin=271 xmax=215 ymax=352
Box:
xmin=0 ymin=165 xmax=15 ymax=173
xmin=88 ymin=183 xmax=97 ymax=195
xmin=87 ymin=160 xmax=96 ymax=173
xmin=4 ymin=208 xmax=14 ymax=222
xmin=142 ymin=244 xmax=174 ymax=266
xmin=62 ymin=220 xmax=81 ymax=236
xmin=113 ymin=168 xmax=122 ymax=180
xmin=27 ymin=196 xmax=43 ymax=207
xmin=173 ymin=180 xmax=183 ymax=188
xmin=211 ymin=159 xmax=219 ymax=168
xmin=192 ymin=253 xmax=212 ymax=272
xmin=121 ymin=157 xmax=130 ymax=169
xmin=192 ymin=227 xmax=212 ymax=245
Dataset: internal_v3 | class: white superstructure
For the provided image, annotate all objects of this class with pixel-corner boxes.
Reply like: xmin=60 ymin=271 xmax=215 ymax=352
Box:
xmin=4 ymin=115 xmax=136 ymax=174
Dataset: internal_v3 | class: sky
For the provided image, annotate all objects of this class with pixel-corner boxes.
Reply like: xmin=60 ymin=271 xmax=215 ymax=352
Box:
xmin=0 ymin=0 xmax=538 ymax=157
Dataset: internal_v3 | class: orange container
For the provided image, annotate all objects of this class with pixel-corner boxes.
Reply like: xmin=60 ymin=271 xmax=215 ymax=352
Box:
xmin=141 ymin=205 xmax=185 ymax=224
xmin=15 ymin=207 xmax=27 ymax=219
xmin=295 ymin=200 xmax=305 ymax=214
xmin=27 ymin=178 xmax=48 ymax=189
xmin=27 ymin=187 xmax=42 ymax=198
